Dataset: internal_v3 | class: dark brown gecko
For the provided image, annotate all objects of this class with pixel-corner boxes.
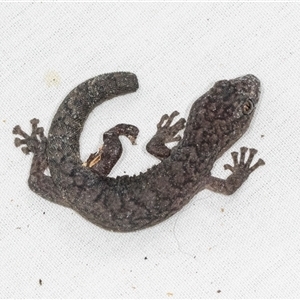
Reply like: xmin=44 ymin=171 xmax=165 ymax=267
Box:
xmin=13 ymin=72 xmax=265 ymax=232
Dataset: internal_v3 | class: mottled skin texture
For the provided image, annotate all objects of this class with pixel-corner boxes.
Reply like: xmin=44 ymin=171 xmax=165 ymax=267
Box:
xmin=13 ymin=72 xmax=265 ymax=232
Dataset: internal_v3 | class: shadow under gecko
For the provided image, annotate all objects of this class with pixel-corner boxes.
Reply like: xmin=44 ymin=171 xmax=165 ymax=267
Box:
xmin=13 ymin=72 xmax=265 ymax=232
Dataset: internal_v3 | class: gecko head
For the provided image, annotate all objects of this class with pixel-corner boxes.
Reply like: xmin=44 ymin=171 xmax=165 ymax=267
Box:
xmin=214 ymin=73 xmax=260 ymax=128
xmin=208 ymin=74 xmax=261 ymax=154
xmin=184 ymin=74 xmax=261 ymax=158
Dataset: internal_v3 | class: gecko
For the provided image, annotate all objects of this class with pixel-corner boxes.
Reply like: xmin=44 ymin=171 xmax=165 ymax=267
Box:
xmin=13 ymin=72 xmax=265 ymax=232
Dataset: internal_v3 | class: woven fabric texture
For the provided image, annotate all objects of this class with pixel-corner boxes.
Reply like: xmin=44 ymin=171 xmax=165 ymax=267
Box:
xmin=1 ymin=3 xmax=299 ymax=298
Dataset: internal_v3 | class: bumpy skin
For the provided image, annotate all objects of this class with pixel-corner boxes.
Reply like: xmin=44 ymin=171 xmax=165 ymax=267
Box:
xmin=13 ymin=72 xmax=265 ymax=232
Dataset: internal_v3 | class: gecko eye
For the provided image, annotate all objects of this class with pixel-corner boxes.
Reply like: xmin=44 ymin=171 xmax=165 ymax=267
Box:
xmin=242 ymin=100 xmax=254 ymax=115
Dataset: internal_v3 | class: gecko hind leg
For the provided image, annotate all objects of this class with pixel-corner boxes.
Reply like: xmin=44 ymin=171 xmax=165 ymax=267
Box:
xmin=13 ymin=119 xmax=70 ymax=207
xmin=84 ymin=123 xmax=139 ymax=176
xmin=146 ymin=111 xmax=186 ymax=160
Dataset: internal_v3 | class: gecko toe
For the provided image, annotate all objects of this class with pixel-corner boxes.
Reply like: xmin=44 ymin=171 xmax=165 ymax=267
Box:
xmin=30 ymin=118 xmax=40 ymax=126
xmin=12 ymin=125 xmax=21 ymax=135
xmin=14 ymin=137 xmax=22 ymax=147
xmin=249 ymin=158 xmax=265 ymax=172
xmin=21 ymin=146 xmax=30 ymax=155
xmin=224 ymin=164 xmax=234 ymax=172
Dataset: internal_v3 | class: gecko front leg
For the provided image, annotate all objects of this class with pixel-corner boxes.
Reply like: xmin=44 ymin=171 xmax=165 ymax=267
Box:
xmin=146 ymin=111 xmax=186 ymax=160
xmin=205 ymin=147 xmax=265 ymax=195
xmin=13 ymin=119 xmax=70 ymax=207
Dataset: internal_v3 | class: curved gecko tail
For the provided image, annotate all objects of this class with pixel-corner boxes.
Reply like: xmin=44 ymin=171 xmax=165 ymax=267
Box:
xmin=47 ymin=72 xmax=139 ymax=184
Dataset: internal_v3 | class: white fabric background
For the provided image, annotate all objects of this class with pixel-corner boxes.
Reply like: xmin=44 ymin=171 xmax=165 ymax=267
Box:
xmin=1 ymin=2 xmax=300 ymax=298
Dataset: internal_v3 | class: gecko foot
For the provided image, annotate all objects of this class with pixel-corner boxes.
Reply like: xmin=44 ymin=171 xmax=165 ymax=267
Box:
xmin=146 ymin=111 xmax=186 ymax=160
xmin=13 ymin=118 xmax=47 ymax=155
xmin=155 ymin=111 xmax=186 ymax=143
xmin=224 ymin=147 xmax=265 ymax=175
xmin=205 ymin=147 xmax=265 ymax=195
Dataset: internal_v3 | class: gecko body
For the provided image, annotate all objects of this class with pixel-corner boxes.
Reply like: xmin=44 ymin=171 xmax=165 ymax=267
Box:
xmin=13 ymin=72 xmax=264 ymax=232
